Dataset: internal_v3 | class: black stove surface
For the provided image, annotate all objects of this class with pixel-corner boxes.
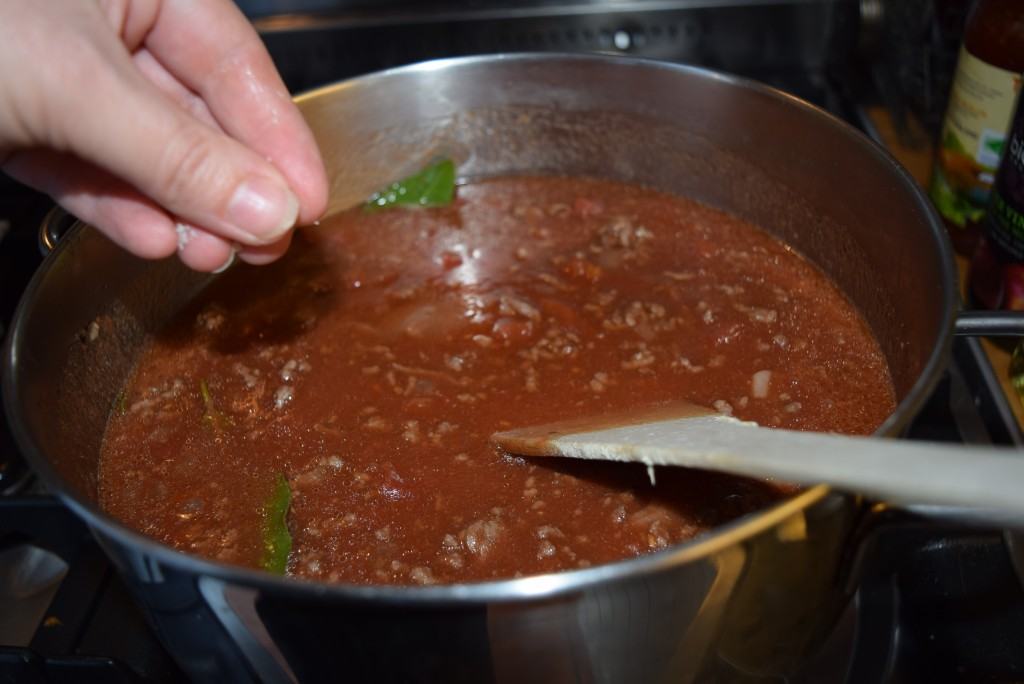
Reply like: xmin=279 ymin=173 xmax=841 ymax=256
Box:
xmin=0 ymin=499 xmax=184 ymax=683
xmin=0 ymin=179 xmax=46 ymax=496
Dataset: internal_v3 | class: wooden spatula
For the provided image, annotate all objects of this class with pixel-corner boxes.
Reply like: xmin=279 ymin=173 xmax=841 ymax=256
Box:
xmin=491 ymin=400 xmax=1024 ymax=524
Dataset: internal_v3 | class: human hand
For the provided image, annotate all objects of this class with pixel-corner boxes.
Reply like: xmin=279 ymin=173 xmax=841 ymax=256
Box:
xmin=0 ymin=0 xmax=328 ymax=271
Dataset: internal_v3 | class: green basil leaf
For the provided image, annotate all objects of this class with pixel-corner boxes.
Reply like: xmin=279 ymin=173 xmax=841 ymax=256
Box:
xmin=365 ymin=158 xmax=456 ymax=211
xmin=199 ymin=379 xmax=231 ymax=433
xmin=113 ymin=390 xmax=129 ymax=417
xmin=261 ymin=474 xmax=293 ymax=575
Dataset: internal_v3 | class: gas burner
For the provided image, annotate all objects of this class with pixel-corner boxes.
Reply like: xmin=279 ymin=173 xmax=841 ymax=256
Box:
xmin=0 ymin=499 xmax=182 ymax=682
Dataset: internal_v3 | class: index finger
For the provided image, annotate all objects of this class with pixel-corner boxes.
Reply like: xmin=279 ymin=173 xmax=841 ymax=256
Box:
xmin=145 ymin=0 xmax=328 ymax=224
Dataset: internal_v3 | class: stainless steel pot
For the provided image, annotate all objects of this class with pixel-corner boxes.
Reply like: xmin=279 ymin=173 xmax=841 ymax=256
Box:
xmin=0 ymin=53 xmax=994 ymax=682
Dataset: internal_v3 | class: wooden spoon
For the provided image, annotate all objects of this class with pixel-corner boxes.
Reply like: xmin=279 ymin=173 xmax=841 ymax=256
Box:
xmin=491 ymin=400 xmax=1024 ymax=525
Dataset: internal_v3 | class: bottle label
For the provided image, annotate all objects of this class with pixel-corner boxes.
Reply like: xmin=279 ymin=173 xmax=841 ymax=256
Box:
xmin=988 ymin=121 xmax=1024 ymax=261
xmin=973 ymin=102 xmax=1024 ymax=311
xmin=929 ymin=46 xmax=1021 ymax=228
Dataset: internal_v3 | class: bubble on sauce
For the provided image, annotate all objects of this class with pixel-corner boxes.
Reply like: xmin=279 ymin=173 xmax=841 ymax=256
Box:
xmin=445 ymin=354 xmax=467 ymax=372
xmin=462 ymin=517 xmax=504 ymax=558
xmin=537 ymin=540 xmax=557 ymax=559
xmin=274 ymin=385 xmax=293 ymax=409
xmin=611 ymin=505 xmax=627 ymax=524
xmin=380 ymin=485 xmax=407 ymax=501
xmin=233 ymin=362 xmax=260 ymax=389
xmin=410 ymin=566 xmax=435 ymax=585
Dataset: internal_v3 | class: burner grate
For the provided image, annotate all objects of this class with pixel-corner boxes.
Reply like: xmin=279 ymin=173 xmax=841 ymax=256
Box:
xmin=0 ymin=499 xmax=182 ymax=683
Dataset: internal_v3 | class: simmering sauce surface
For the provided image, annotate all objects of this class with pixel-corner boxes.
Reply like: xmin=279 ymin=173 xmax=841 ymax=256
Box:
xmin=99 ymin=176 xmax=896 ymax=584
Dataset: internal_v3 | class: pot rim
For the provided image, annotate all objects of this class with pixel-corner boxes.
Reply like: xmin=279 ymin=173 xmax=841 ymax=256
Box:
xmin=2 ymin=51 xmax=956 ymax=603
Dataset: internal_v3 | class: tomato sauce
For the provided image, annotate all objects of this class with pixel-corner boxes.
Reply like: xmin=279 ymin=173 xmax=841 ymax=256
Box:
xmin=98 ymin=176 xmax=895 ymax=585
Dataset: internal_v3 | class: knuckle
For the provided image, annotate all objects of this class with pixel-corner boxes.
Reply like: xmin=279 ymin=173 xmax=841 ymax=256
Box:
xmin=155 ymin=126 xmax=226 ymax=209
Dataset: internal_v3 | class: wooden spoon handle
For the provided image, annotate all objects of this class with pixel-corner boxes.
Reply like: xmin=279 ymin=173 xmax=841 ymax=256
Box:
xmin=494 ymin=414 xmax=1024 ymax=526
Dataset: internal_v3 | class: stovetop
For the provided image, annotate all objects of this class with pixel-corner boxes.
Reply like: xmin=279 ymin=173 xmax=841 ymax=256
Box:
xmin=0 ymin=183 xmax=45 ymax=495
xmin=3 ymin=1 xmax=1024 ymax=682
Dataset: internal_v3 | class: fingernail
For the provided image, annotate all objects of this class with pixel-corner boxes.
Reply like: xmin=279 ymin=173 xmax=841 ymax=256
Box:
xmin=228 ymin=176 xmax=299 ymax=243
xmin=213 ymin=247 xmax=236 ymax=274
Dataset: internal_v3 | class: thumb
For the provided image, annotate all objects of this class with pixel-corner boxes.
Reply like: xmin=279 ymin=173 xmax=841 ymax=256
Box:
xmin=51 ymin=47 xmax=300 ymax=246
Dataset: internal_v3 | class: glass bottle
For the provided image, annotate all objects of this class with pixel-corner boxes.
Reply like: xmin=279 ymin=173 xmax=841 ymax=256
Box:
xmin=928 ymin=0 xmax=1024 ymax=256
xmin=969 ymin=96 xmax=1024 ymax=310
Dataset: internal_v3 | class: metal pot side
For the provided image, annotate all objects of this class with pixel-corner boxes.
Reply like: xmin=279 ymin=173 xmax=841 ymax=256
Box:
xmin=2 ymin=54 xmax=956 ymax=683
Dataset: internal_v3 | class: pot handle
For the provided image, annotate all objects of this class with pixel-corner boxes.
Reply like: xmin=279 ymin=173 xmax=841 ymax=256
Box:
xmin=955 ymin=310 xmax=1024 ymax=337
xmin=38 ymin=205 xmax=77 ymax=256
